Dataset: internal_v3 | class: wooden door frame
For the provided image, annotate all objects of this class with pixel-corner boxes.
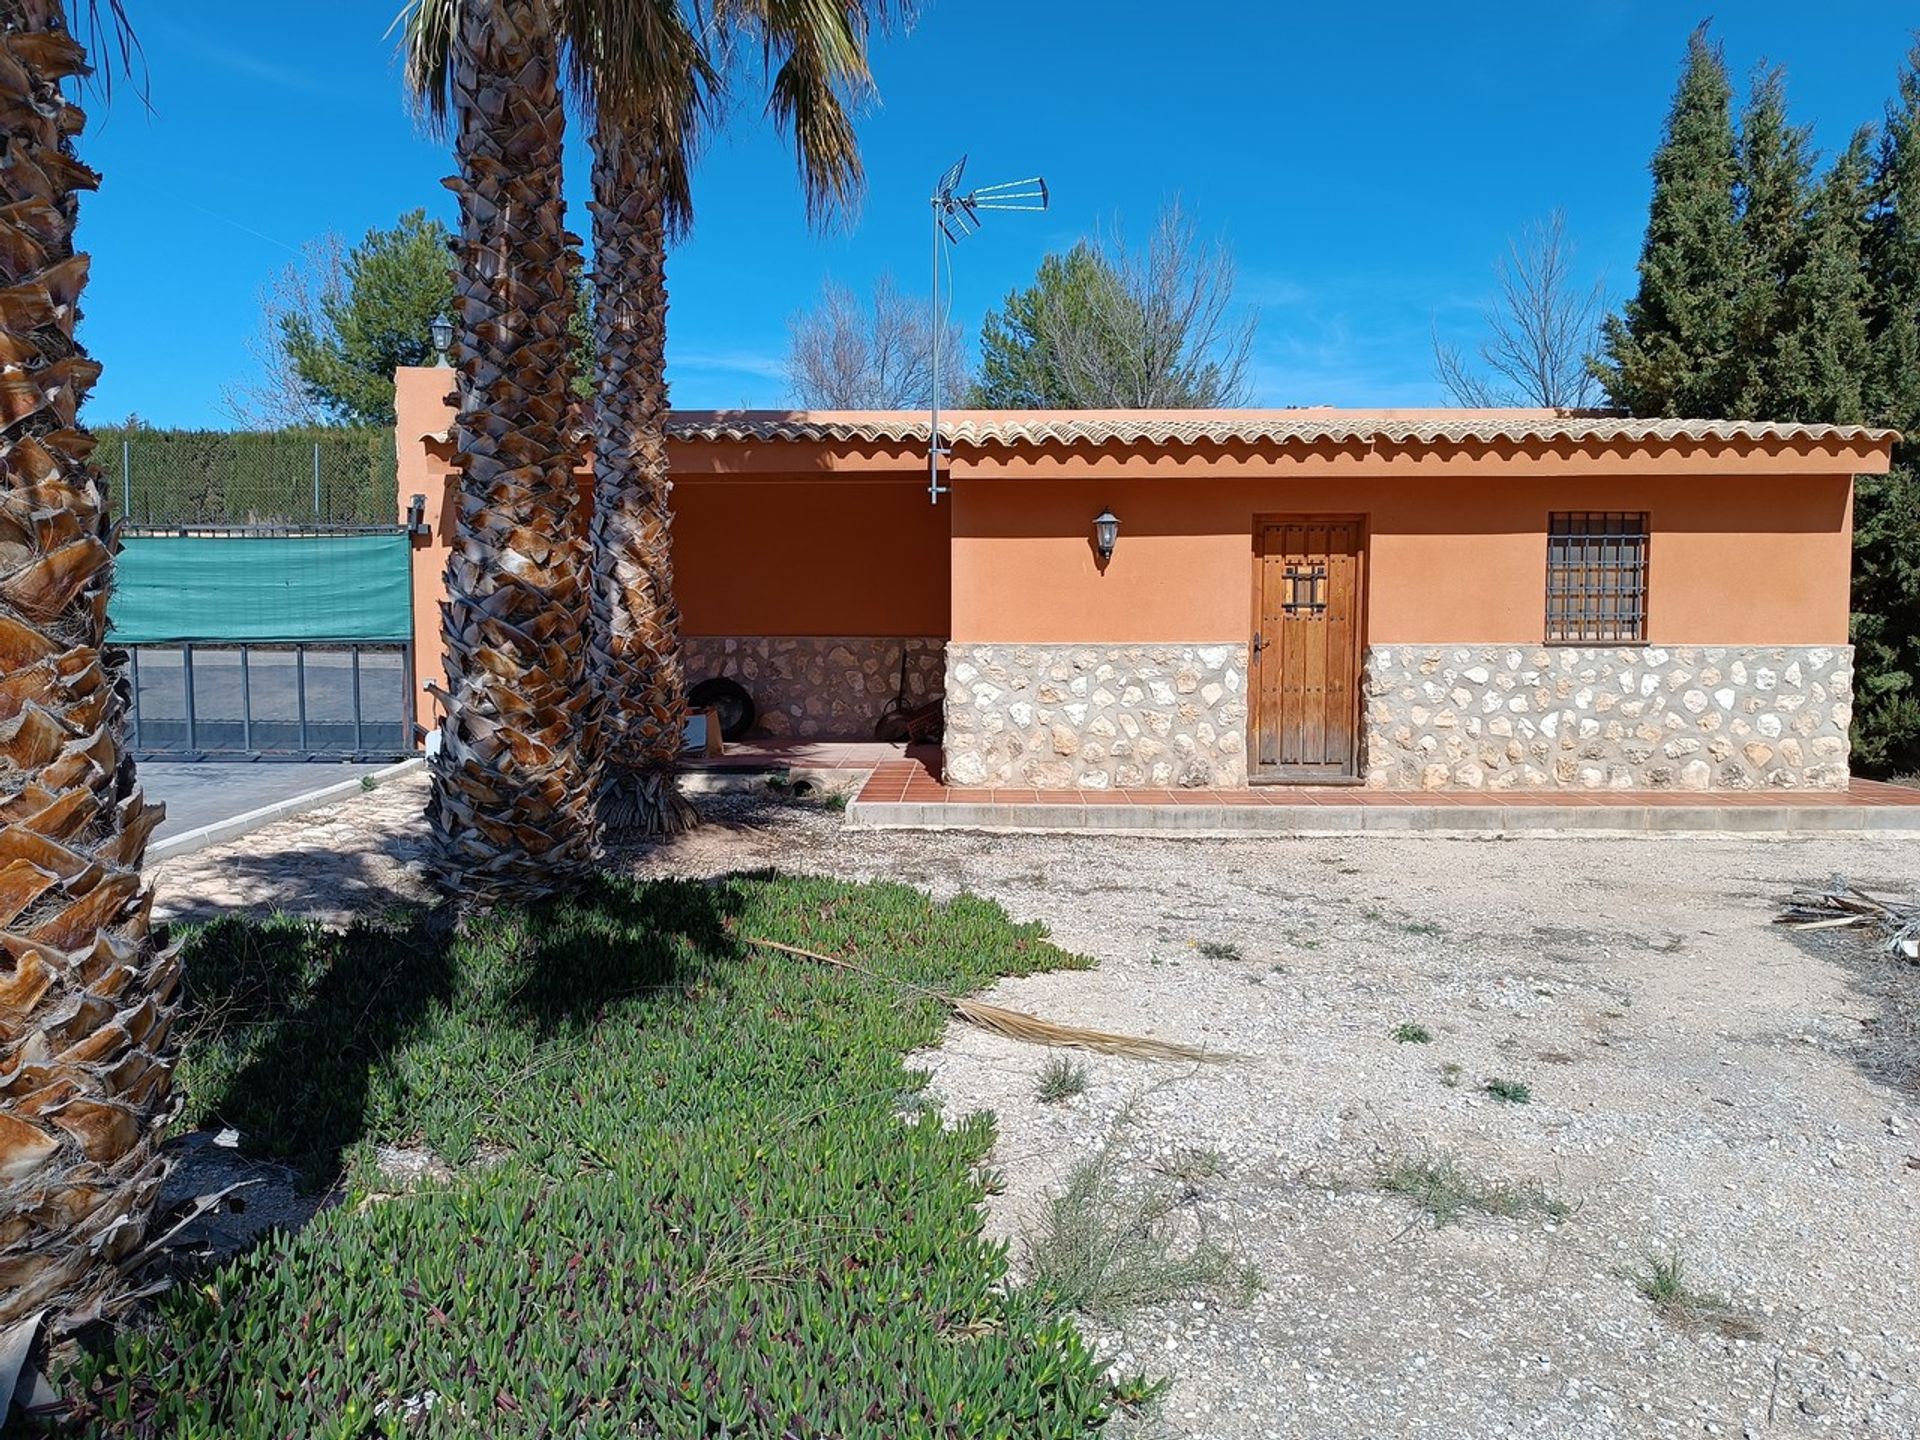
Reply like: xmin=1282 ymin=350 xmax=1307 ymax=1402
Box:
xmin=1248 ymin=513 xmax=1369 ymax=785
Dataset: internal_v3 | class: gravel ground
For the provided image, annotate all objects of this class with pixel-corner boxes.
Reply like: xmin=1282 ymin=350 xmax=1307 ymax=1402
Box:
xmin=149 ymin=773 xmax=1920 ymax=1438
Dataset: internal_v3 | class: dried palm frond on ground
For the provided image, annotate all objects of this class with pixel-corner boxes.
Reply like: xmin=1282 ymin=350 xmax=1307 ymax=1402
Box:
xmin=746 ymin=937 xmax=1236 ymax=1062
xmin=1776 ymin=879 xmax=1920 ymax=958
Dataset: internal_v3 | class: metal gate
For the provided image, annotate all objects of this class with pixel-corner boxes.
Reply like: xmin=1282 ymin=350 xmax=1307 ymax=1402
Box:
xmin=111 ymin=525 xmax=418 ymax=762
xmin=125 ymin=642 xmax=414 ymax=761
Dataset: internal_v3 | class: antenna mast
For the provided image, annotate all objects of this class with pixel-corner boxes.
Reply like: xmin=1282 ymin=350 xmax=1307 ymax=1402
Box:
xmin=928 ymin=157 xmax=1048 ymax=503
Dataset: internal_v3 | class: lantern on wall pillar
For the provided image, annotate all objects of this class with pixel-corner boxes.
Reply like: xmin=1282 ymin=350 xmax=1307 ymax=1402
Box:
xmin=1092 ymin=508 xmax=1121 ymax=564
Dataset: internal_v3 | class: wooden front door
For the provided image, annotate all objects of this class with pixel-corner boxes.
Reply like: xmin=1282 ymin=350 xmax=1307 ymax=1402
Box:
xmin=1253 ymin=518 xmax=1364 ymax=781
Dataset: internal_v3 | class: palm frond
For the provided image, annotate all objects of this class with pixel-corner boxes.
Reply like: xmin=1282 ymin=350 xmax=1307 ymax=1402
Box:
xmin=63 ymin=0 xmax=147 ymax=106
xmin=392 ymin=0 xmax=458 ymax=132
xmin=746 ymin=937 xmax=1238 ymax=1063
xmin=553 ymin=0 xmax=719 ymax=234
xmin=713 ymin=0 xmax=911 ymax=225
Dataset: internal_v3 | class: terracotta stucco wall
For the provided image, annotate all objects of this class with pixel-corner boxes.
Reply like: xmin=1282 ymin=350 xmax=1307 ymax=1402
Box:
xmin=949 ymin=467 xmax=1857 ymax=647
xmin=670 ymin=477 xmax=947 ymax=636
xmin=394 ymin=368 xmax=948 ymax=740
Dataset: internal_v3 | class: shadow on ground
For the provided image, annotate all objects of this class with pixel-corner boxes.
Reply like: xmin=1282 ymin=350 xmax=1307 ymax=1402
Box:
xmin=152 ymin=826 xmax=433 ymax=929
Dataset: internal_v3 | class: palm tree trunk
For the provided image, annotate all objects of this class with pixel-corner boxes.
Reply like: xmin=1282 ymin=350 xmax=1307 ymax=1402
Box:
xmin=0 ymin=0 xmax=178 ymax=1331
xmin=430 ymin=0 xmax=602 ymax=896
xmin=587 ymin=119 xmax=697 ymax=838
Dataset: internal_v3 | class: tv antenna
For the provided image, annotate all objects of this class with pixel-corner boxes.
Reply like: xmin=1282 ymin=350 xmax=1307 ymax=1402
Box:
xmin=928 ymin=156 xmax=1048 ymax=502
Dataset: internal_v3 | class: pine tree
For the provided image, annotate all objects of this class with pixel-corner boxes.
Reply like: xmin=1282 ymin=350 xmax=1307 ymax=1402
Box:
xmin=1594 ymin=25 xmax=1742 ymax=416
xmin=971 ymin=245 xmax=1130 ymax=408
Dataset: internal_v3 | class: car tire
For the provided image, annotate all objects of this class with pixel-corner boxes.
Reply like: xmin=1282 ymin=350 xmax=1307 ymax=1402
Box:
xmin=687 ymin=676 xmax=757 ymax=742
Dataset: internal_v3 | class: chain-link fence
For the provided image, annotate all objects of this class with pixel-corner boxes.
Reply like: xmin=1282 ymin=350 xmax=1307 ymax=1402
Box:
xmin=94 ymin=427 xmax=399 ymax=527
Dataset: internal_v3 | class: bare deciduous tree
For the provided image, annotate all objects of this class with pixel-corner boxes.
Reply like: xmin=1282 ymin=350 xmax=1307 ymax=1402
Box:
xmin=1037 ymin=199 xmax=1257 ymax=408
xmin=785 ymin=273 xmax=967 ymax=408
xmin=220 ymin=232 xmax=345 ymax=427
xmin=1433 ymin=210 xmax=1606 ymax=408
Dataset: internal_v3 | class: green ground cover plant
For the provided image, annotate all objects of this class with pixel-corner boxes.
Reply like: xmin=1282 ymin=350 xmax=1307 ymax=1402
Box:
xmin=44 ymin=874 xmax=1123 ymax=1438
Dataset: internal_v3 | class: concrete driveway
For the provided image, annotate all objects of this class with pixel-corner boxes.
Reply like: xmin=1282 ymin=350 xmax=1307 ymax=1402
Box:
xmin=142 ymin=761 xmax=397 ymax=846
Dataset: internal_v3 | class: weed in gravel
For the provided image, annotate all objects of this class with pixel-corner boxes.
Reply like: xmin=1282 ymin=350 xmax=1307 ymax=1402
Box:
xmin=1194 ymin=939 xmax=1243 ymax=962
xmin=1026 ymin=1148 xmax=1258 ymax=1321
xmin=1377 ymin=1155 xmax=1570 ymax=1228
xmin=1485 ymin=1076 xmax=1533 ymax=1103
xmin=1400 ymin=920 xmax=1444 ymax=937
xmin=1440 ymin=1062 xmax=1465 ymax=1087
xmin=359 ymin=774 xmax=379 ymax=793
xmin=1629 ymin=1251 xmax=1762 ymax=1339
xmin=1036 ymin=1053 xmax=1091 ymax=1104
xmin=1392 ymin=1022 xmax=1434 ymax=1044
xmin=1150 ymin=1147 xmax=1225 ymax=1188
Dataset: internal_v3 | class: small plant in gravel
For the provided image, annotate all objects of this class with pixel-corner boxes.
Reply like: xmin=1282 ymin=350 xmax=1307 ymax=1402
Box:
xmin=1194 ymin=939 xmax=1243 ymax=962
xmin=359 ymin=774 xmax=379 ymax=792
xmin=1036 ymin=1053 xmax=1090 ymax=1104
xmin=1392 ymin=1022 xmax=1434 ymax=1044
xmin=1025 ymin=1147 xmax=1258 ymax=1322
xmin=1629 ymin=1250 xmax=1761 ymax=1339
xmin=1439 ymin=1062 xmax=1465 ymax=1088
xmin=1485 ymin=1076 xmax=1533 ymax=1103
xmin=1150 ymin=1147 xmax=1225 ymax=1188
xmin=1377 ymin=1155 xmax=1570 ymax=1228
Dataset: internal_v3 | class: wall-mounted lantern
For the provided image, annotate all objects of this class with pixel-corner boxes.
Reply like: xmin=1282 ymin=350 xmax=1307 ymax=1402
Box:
xmin=1093 ymin=508 xmax=1121 ymax=564
xmin=429 ymin=314 xmax=453 ymax=367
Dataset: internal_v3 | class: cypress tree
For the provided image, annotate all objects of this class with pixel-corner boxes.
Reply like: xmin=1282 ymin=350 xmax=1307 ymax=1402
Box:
xmin=1868 ymin=40 xmax=1920 ymax=431
xmin=1728 ymin=65 xmax=1816 ymax=416
xmin=1769 ymin=131 xmax=1871 ymax=424
xmin=1855 ymin=42 xmax=1920 ymax=773
xmin=1595 ymin=25 xmax=1743 ymax=416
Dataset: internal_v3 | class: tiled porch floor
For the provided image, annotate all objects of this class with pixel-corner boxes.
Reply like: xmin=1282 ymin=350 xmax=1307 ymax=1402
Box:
xmin=847 ymin=754 xmax=1920 ymax=833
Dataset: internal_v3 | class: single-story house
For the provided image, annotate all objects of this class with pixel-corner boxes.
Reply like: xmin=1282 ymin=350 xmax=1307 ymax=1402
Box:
xmin=395 ymin=367 xmax=1895 ymax=792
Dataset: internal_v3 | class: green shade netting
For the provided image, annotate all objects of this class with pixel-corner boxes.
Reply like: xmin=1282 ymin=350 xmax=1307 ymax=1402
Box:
xmin=108 ymin=534 xmax=413 ymax=644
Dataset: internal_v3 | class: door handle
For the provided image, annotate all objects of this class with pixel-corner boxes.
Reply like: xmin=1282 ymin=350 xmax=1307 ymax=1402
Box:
xmin=1252 ymin=633 xmax=1267 ymax=655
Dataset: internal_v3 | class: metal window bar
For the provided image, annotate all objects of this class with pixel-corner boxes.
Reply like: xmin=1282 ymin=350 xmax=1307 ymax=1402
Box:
xmin=181 ymin=643 xmax=197 ymax=755
xmin=1546 ymin=512 xmax=1647 ymax=644
xmin=239 ymin=647 xmax=252 ymax=753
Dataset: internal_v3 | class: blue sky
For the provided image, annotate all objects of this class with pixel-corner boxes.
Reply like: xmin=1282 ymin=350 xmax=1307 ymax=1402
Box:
xmin=78 ymin=2 xmax=1919 ymax=426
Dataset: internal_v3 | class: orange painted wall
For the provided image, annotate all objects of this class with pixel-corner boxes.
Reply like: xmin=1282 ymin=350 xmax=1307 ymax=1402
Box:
xmin=394 ymin=368 xmax=948 ymax=739
xmin=670 ymin=476 xmax=948 ymax=636
xmin=950 ymin=468 xmax=1858 ymax=647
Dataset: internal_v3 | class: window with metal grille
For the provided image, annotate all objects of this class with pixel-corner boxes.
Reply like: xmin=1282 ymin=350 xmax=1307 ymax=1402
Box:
xmin=1545 ymin=512 xmax=1648 ymax=643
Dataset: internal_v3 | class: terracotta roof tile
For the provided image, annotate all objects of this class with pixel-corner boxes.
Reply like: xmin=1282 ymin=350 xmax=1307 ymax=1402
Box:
xmin=661 ymin=410 xmax=1897 ymax=451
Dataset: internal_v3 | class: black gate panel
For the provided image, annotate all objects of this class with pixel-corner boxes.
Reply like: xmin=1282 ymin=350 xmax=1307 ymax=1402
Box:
xmin=129 ymin=642 xmax=413 ymax=762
